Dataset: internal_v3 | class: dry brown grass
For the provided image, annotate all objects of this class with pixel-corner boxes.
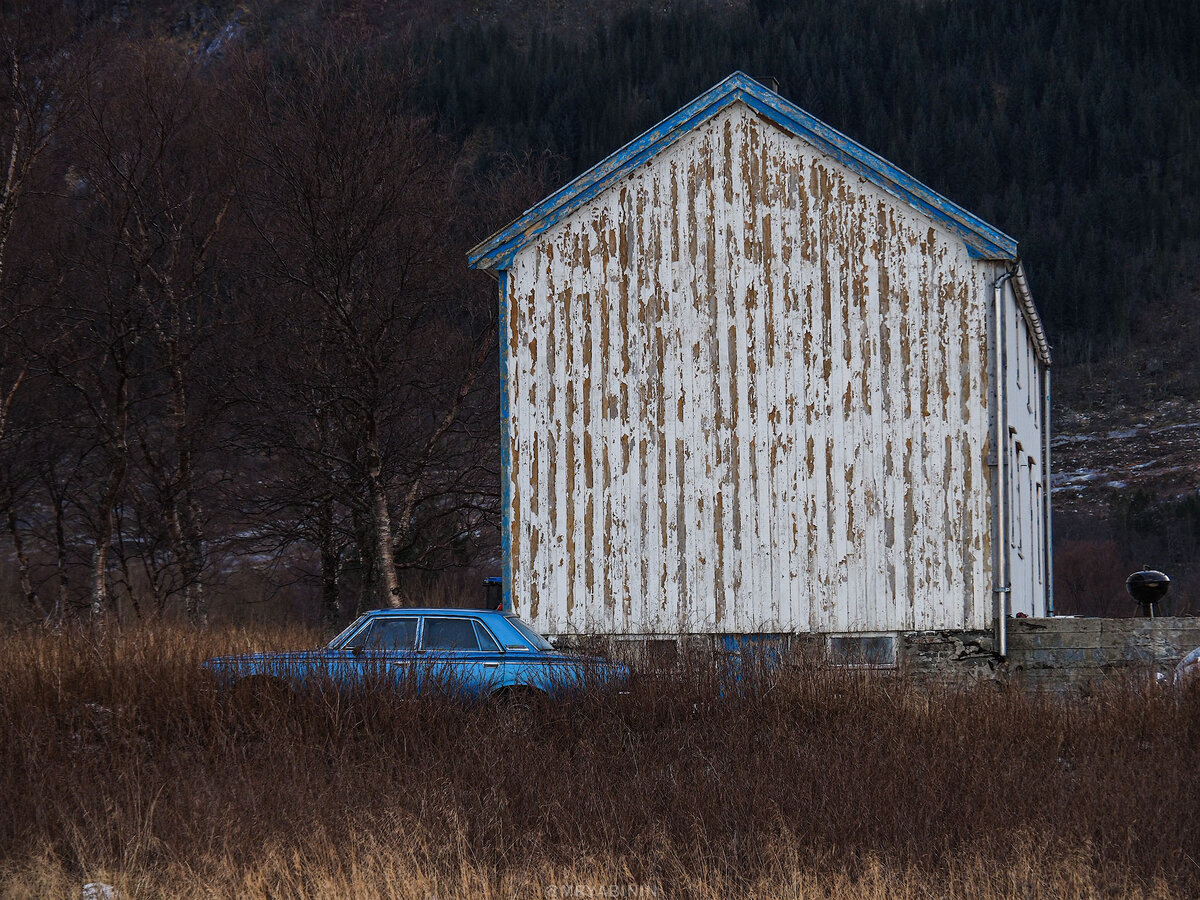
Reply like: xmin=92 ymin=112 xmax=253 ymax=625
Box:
xmin=1 ymin=624 xmax=1198 ymax=899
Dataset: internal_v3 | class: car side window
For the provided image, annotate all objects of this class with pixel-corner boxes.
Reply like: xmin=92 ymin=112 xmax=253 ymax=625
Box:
xmin=473 ymin=621 xmax=501 ymax=652
xmin=360 ymin=617 xmax=418 ymax=651
xmin=422 ymin=617 xmax=480 ymax=651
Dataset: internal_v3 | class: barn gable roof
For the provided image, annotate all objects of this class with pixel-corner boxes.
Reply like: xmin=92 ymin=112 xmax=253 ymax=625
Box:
xmin=468 ymin=71 xmax=1020 ymax=271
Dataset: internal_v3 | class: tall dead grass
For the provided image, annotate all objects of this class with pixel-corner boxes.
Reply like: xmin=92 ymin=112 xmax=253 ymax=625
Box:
xmin=1 ymin=624 xmax=1198 ymax=898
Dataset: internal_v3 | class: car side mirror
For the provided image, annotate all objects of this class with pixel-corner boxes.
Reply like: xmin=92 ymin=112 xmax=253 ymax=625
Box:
xmin=351 ymin=646 xmax=365 ymax=657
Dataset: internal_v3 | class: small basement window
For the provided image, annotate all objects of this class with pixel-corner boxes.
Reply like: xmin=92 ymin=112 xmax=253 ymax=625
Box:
xmin=611 ymin=636 xmax=679 ymax=668
xmin=828 ymin=634 xmax=897 ymax=668
xmin=643 ymin=639 xmax=679 ymax=668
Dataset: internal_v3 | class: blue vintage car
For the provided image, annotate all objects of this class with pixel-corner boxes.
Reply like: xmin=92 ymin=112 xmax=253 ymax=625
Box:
xmin=203 ymin=608 xmax=627 ymax=701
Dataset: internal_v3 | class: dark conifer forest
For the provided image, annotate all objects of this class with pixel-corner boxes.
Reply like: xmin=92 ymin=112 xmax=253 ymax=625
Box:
xmin=415 ymin=0 xmax=1200 ymax=354
xmin=2 ymin=0 xmax=1199 ymax=621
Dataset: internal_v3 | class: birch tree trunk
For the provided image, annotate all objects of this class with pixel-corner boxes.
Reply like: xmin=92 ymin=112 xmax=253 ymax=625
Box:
xmin=6 ymin=502 xmax=42 ymax=615
xmin=351 ymin=505 xmax=376 ymax=616
xmin=169 ymin=369 xmax=206 ymax=626
xmin=318 ymin=494 xmax=340 ymax=626
xmin=91 ymin=458 xmax=126 ymax=621
xmin=53 ymin=493 xmax=69 ymax=624
xmin=366 ymin=440 xmax=401 ymax=608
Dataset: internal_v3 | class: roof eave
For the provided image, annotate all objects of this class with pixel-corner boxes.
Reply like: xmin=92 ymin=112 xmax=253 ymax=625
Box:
xmin=1012 ymin=261 xmax=1052 ymax=367
xmin=468 ymin=76 xmax=749 ymax=271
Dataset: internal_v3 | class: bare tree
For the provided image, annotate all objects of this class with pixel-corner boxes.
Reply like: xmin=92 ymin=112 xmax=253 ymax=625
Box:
xmin=16 ymin=38 xmax=237 ymax=623
xmin=0 ymin=6 xmax=88 ymax=442
xmin=232 ymin=41 xmax=497 ymax=615
xmin=0 ymin=18 xmax=540 ymax=625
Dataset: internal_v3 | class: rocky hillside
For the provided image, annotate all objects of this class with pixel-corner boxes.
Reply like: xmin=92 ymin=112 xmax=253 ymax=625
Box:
xmin=1051 ymin=279 xmax=1200 ymax=615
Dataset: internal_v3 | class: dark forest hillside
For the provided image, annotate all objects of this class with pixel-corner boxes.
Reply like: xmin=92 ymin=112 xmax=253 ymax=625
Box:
xmin=412 ymin=0 xmax=1200 ymax=357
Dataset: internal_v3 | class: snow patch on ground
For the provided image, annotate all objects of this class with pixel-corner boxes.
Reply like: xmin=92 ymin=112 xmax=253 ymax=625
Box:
xmin=1051 ymin=412 xmax=1200 ymax=511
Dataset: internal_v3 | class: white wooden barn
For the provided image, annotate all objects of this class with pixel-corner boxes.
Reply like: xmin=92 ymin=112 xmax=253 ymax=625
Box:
xmin=469 ymin=72 xmax=1052 ymax=651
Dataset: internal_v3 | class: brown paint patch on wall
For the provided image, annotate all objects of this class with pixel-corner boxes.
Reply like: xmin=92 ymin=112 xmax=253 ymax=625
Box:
xmin=655 ymin=319 xmax=668 ymax=570
xmin=821 ymin=279 xmax=833 ymax=383
xmin=670 ymin=161 xmax=681 ymax=264
xmin=746 ymin=286 xmax=758 ymax=377
xmin=565 ymin=435 xmax=576 ymax=618
xmin=763 ymin=215 xmax=777 ymax=370
xmin=798 ymin=166 xmax=813 ymax=260
xmin=583 ymin=431 xmax=594 ymax=493
xmin=714 ymin=489 xmax=726 ymax=624
xmin=959 ymin=280 xmax=973 ymax=424
xmin=528 ymin=523 xmax=541 ymax=619
xmin=742 ymin=130 xmax=758 ymax=260
xmin=845 ymin=463 xmax=856 ymax=542
xmin=962 ymin=431 xmax=976 ymax=619
xmin=937 ymin=281 xmax=951 ymax=413
xmin=727 ymin=319 xmax=742 ymax=553
xmin=531 ymin=441 xmax=540 ymax=517
xmin=919 ymin=281 xmax=932 ymax=419
xmin=584 ymin=489 xmax=594 ymax=611
xmin=603 ymin=445 xmax=614 ymax=618
xmin=899 ymin=289 xmax=912 ymax=417
xmin=825 ymin=437 xmax=835 ymax=539
xmin=943 ymin=433 xmax=955 ymax=536
xmin=599 ymin=278 xmax=613 ymax=417
xmin=722 ymin=119 xmax=734 ymax=205
xmin=548 ymin=406 xmax=558 ymax=534
xmin=638 ymin=435 xmax=649 ymax=611
xmin=878 ymin=228 xmax=893 ymax=405
xmin=675 ymin=436 xmax=688 ymax=617
xmin=903 ymin=437 xmax=916 ymax=609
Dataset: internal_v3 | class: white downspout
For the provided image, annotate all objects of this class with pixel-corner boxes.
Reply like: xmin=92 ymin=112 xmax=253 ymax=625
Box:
xmin=993 ymin=270 xmax=1013 ymax=657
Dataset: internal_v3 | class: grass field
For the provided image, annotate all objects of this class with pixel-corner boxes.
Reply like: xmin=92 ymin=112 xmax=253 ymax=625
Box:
xmin=1 ymin=624 xmax=1197 ymax=899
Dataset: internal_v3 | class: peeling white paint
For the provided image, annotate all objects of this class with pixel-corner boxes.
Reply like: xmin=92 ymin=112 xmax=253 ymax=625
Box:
xmin=504 ymin=102 xmax=1048 ymax=636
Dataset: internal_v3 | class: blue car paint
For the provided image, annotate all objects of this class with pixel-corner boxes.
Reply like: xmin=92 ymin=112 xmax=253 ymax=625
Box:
xmin=203 ymin=608 xmax=627 ymax=700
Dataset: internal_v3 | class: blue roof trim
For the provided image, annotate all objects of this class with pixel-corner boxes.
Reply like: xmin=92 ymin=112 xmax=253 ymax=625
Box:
xmin=497 ymin=270 xmax=513 ymax=615
xmin=468 ymin=71 xmax=1018 ymax=270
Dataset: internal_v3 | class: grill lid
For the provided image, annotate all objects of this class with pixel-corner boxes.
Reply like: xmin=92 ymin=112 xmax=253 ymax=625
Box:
xmin=1126 ymin=568 xmax=1171 ymax=606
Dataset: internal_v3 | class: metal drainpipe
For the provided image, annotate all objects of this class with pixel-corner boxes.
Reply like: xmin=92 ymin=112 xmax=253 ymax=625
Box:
xmin=1043 ymin=365 xmax=1054 ymax=616
xmin=993 ymin=269 xmax=1013 ymax=657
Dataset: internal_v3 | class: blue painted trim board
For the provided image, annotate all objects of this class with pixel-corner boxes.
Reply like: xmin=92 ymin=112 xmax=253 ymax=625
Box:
xmin=468 ymin=71 xmax=1018 ymax=272
xmin=497 ymin=270 xmax=513 ymax=613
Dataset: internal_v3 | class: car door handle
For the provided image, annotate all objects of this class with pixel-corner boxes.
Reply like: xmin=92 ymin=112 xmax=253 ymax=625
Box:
xmin=483 ymin=662 xmax=500 ymax=669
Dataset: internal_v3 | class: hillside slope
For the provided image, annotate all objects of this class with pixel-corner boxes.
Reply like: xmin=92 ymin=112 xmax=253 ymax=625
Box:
xmin=1051 ymin=280 xmax=1200 ymax=615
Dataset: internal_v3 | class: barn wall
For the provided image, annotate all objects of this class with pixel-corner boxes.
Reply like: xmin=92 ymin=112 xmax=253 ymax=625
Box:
xmin=1002 ymin=280 xmax=1050 ymax=617
xmin=504 ymin=101 xmax=997 ymax=636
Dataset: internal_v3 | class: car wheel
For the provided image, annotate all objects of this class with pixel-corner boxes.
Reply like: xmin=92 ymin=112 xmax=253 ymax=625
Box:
xmin=491 ymin=685 xmax=545 ymax=721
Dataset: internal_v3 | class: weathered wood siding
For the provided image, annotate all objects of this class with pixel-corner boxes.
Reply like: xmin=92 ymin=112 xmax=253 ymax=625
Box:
xmin=505 ymin=101 xmax=1001 ymax=636
xmin=1002 ymin=278 xmax=1049 ymax=618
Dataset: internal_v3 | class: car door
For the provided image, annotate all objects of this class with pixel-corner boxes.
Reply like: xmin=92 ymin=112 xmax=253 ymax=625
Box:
xmin=330 ymin=616 xmax=419 ymax=689
xmin=417 ymin=616 xmax=505 ymax=697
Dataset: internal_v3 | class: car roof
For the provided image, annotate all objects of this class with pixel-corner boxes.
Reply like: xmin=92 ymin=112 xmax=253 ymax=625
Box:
xmin=360 ymin=607 xmax=508 ymax=618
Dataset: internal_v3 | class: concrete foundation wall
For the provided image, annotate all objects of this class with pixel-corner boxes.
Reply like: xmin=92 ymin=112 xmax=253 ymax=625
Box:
xmin=1006 ymin=616 xmax=1200 ymax=690
xmin=557 ymin=617 xmax=1200 ymax=690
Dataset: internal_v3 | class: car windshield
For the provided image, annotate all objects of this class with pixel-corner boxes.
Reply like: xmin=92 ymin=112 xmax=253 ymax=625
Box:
xmin=506 ymin=615 xmax=554 ymax=651
xmin=327 ymin=615 xmax=369 ymax=649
